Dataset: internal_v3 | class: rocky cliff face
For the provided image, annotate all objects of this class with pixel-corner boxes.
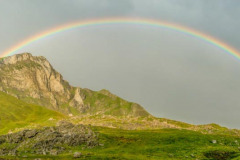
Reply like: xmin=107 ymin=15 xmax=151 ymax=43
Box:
xmin=0 ymin=53 xmax=150 ymax=117
xmin=0 ymin=53 xmax=85 ymax=114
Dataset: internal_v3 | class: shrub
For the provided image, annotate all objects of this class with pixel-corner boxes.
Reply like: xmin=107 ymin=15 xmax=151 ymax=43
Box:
xmin=203 ymin=147 xmax=238 ymax=160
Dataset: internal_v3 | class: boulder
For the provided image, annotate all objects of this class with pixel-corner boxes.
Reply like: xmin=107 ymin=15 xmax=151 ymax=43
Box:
xmin=74 ymin=152 xmax=82 ymax=158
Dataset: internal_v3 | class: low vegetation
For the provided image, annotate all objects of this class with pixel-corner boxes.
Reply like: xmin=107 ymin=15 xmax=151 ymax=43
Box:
xmin=1 ymin=127 xmax=240 ymax=159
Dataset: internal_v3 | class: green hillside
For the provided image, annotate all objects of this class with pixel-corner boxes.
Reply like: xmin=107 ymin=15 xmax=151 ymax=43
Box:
xmin=81 ymin=89 xmax=149 ymax=117
xmin=0 ymin=91 xmax=64 ymax=134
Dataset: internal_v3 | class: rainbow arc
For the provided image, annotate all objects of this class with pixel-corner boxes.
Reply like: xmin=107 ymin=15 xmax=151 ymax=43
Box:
xmin=1 ymin=18 xmax=239 ymax=60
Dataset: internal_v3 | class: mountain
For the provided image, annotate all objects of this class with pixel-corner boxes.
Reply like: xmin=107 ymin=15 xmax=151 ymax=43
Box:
xmin=0 ymin=53 xmax=149 ymax=117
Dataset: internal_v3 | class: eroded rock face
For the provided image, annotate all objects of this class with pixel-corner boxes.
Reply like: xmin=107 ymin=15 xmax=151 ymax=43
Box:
xmin=0 ymin=121 xmax=99 ymax=156
xmin=70 ymin=88 xmax=85 ymax=112
xmin=0 ymin=53 xmax=85 ymax=114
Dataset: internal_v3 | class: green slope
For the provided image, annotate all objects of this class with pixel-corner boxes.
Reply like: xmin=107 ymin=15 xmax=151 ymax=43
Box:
xmin=81 ymin=89 xmax=150 ymax=117
xmin=0 ymin=91 xmax=64 ymax=134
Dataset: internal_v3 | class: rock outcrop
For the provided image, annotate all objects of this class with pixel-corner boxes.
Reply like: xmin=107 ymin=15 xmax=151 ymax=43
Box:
xmin=0 ymin=121 xmax=99 ymax=156
xmin=0 ymin=53 xmax=85 ymax=114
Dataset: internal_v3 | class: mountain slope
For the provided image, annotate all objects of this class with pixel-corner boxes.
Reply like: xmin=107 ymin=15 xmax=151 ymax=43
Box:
xmin=0 ymin=91 xmax=64 ymax=134
xmin=0 ymin=53 xmax=150 ymax=117
xmin=81 ymin=89 xmax=149 ymax=117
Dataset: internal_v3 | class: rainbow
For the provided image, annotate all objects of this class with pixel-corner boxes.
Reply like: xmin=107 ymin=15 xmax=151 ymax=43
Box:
xmin=1 ymin=18 xmax=240 ymax=60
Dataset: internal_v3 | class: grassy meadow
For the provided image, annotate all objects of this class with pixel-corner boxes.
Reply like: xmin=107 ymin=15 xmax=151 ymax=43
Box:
xmin=1 ymin=127 xmax=240 ymax=160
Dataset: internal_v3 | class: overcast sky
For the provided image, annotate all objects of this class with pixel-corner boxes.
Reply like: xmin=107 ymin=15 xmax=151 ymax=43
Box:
xmin=1 ymin=0 xmax=240 ymax=128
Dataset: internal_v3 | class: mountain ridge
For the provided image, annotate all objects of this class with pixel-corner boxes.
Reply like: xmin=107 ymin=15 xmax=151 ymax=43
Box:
xmin=0 ymin=53 xmax=150 ymax=117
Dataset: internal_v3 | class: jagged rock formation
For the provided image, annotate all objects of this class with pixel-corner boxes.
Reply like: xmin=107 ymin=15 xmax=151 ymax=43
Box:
xmin=0 ymin=53 xmax=85 ymax=114
xmin=0 ymin=121 xmax=99 ymax=156
xmin=0 ymin=53 xmax=150 ymax=117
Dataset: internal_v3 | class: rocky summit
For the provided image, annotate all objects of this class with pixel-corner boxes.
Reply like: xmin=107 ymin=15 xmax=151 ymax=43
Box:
xmin=0 ymin=53 xmax=85 ymax=114
xmin=0 ymin=121 xmax=99 ymax=156
xmin=0 ymin=53 xmax=149 ymax=117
